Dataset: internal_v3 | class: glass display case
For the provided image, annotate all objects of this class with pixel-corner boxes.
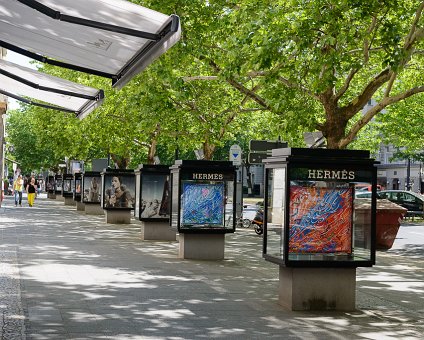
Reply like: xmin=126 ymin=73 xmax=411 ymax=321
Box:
xmin=135 ymin=164 xmax=170 ymax=221
xmin=263 ymin=148 xmax=377 ymax=268
xmin=73 ymin=172 xmax=82 ymax=202
xmin=170 ymin=160 xmax=236 ymax=234
xmin=101 ymin=169 xmax=136 ymax=210
xmin=54 ymin=174 xmax=63 ymax=195
xmin=46 ymin=175 xmax=55 ymax=194
xmin=82 ymin=171 xmax=101 ymax=204
xmin=70 ymin=160 xmax=84 ymax=174
xmin=62 ymin=173 xmax=74 ymax=198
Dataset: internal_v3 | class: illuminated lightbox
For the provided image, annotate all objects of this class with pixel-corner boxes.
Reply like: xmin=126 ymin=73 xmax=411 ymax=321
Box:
xmin=82 ymin=172 xmax=102 ymax=204
xmin=135 ymin=165 xmax=170 ymax=221
xmin=170 ymin=160 xmax=236 ymax=234
xmin=101 ymin=169 xmax=136 ymax=210
xmin=289 ymin=185 xmax=353 ymax=253
xmin=263 ymin=148 xmax=377 ymax=268
xmin=181 ymin=182 xmax=225 ymax=226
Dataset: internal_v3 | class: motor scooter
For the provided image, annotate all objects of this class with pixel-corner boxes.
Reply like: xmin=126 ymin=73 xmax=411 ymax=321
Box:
xmin=252 ymin=209 xmax=263 ymax=235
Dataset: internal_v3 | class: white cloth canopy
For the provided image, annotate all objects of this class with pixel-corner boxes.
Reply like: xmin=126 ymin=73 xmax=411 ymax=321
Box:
xmin=0 ymin=0 xmax=181 ymax=88
xmin=0 ymin=58 xmax=104 ymax=117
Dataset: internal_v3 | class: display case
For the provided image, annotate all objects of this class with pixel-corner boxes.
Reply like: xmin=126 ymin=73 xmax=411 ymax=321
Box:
xmin=62 ymin=173 xmax=74 ymax=198
xmin=263 ymin=148 xmax=377 ymax=268
xmin=170 ymin=160 xmax=236 ymax=234
xmin=46 ymin=175 xmax=55 ymax=194
xmin=82 ymin=171 xmax=101 ymax=204
xmin=135 ymin=164 xmax=170 ymax=221
xmin=70 ymin=160 xmax=84 ymax=174
xmin=101 ymin=169 xmax=136 ymax=210
xmin=73 ymin=172 xmax=82 ymax=202
xmin=54 ymin=174 xmax=63 ymax=195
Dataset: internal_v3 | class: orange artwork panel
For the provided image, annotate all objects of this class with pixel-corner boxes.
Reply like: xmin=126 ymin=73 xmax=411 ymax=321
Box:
xmin=289 ymin=186 xmax=353 ymax=253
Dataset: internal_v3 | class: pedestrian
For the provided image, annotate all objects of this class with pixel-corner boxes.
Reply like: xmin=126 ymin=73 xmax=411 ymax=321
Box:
xmin=13 ymin=174 xmax=24 ymax=206
xmin=26 ymin=177 xmax=37 ymax=207
xmin=37 ymin=179 xmax=42 ymax=196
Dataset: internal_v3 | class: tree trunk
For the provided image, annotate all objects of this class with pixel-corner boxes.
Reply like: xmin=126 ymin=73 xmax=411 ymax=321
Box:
xmin=319 ymin=91 xmax=349 ymax=149
xmin=147 ymin=123 xmax=161 ymax=164
xmin=147 ymin=139 xmax=157 ymax=164
xmin=110 ymin=153 xmax=129 ymax=169
xmin=203 ymin=141 xmax=216 ymax=160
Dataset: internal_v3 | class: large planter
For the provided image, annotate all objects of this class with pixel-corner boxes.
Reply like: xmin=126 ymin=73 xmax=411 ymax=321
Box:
xmin=356 ymin=199 xmax=407 ymax=250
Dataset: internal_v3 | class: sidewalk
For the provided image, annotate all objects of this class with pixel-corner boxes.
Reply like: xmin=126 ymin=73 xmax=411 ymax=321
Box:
xmin=1 ymin=195 xmax=423 ymax=340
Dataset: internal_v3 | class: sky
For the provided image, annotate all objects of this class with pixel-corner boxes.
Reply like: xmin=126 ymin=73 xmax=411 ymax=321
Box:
xmin=4 ymin=50 xmax=37 ymax=110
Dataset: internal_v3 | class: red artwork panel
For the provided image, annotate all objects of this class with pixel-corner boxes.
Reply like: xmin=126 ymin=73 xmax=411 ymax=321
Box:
xmin=289 ymin=186 xmax=353 ymax=253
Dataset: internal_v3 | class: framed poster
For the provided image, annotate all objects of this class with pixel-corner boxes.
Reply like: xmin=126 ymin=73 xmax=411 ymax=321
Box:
xmin=181 ymin=182 xmax=225 ymax=226
xmin=83 ymin=175 xmax=101 ymax=203
xmin=289 ymin=185 xmax=353 ymax=253
xmin=140 ymin=174 xmax=170 ymax=219
xmin=103 ymin=174 xmax=136 ymax=209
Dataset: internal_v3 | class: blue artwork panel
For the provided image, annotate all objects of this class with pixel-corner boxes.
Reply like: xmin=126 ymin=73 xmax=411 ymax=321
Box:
xmin=181 ymin=182 xmax=225 ymax=226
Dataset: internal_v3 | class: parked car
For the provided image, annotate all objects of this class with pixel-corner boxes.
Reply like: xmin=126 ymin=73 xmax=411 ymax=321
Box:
xmin=378 ymin=190 xmax=424 ymax=217
xmin=355 ymin=191 xmax=383 ymax=199
xmin=355 ymin=184 xmax=382 ymax=191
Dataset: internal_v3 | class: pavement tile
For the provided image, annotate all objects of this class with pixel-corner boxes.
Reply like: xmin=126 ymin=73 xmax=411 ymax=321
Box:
xmin=1 ymin=194 xmax=423 ymax=339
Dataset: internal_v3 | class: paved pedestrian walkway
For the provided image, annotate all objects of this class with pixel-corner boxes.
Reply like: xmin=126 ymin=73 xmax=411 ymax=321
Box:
xmin=1 ymin=195 xmax=423 ymax=339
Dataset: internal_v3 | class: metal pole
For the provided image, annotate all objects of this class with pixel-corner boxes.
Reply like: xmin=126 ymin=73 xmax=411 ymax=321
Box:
xmin=406 ymin=158 xmax=411 ymax=191
xmin=0 ymin=107 xmax=6 ymax=207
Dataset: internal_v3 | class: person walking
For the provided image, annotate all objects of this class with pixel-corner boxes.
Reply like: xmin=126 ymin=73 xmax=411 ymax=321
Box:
xmin=26 ymin=177 xmax=37 ymax=207
xmin=13 ymin=174 xmax=24 ymax=206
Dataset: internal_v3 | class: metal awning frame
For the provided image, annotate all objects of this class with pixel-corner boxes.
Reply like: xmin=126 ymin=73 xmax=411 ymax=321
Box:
xmin=0 ymin=88 xmax=104 ymax=116
xmin=1 ymin=0 xmax=180 ymax=88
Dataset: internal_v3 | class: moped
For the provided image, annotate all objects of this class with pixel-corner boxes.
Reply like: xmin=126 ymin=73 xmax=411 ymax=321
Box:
xmin=251 ymin=209 xmax=263 ymax=235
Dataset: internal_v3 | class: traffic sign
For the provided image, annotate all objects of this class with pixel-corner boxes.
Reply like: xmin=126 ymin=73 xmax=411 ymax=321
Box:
xmin=249 ymin=140 xmax=287 ymax=152
xmin=248 ymin=152 xmax=268 ymax=164
xmin=229 ymin=144 xmax=242 ymax=166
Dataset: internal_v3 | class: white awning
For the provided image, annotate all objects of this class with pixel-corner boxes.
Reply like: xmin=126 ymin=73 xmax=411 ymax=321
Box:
xmin=0 ymin=0 xmax=181 ymax=88
xmin=0 ymin=58 xmax=104 ymax=117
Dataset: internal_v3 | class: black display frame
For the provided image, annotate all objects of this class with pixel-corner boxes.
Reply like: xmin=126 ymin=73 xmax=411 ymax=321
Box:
xmin=101 ymin=169 xmax=136 ymax=211
xmin=170 ymin=160 xmax=237 ymax=234
xmin=46 ymin=175 xmax=55 ymax=194
xmin=135 ymin=164 xmax=170 ymax=222
xmin=54 ymin=174 xmax=63 ymax=195
xmin=81 ymin=171 xmax=102 ymax=205
xmin=73 ymin=172 xmax=82 ymax=202
xmin=62 ymin=173 xmax=74 ymax=198
xmin=263 ymin=148 xmax=377 ymax=268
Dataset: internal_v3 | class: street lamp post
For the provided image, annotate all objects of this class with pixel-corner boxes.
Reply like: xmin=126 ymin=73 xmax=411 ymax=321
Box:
xmin=406 ymin=157 xmax=411 ymax=191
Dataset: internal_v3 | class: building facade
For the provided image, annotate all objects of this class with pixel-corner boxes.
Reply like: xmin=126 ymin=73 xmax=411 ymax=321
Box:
xmin=376 ymin=144 xmax=423 ymax=193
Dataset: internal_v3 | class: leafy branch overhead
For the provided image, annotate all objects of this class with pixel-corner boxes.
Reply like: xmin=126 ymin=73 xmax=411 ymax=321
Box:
xmin=176 ymin=0 xmax=424 ymax=149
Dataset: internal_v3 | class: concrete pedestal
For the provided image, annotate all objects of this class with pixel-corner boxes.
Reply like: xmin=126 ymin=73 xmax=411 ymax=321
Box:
xmin=105 ymin=209 xmax=131 ymax=224
xmin=140 ymin=221 xmax=176 ymax=241
xmin=64 ymin=197 xmax=76 ymax=206
xmin=76 ymin=201 xmax=85 ymax=211
xmin=85 ymin=204 xmax=104 ymax=215
xmin=278 ymin=267 xmax=356 ymax=311
xmin=178 ymin=233 xmax=225 ymax=260
xmin=56 ymin=195 xmax=64 ymax=201
xmin=47 ymin=192 xmax=56 ymax=199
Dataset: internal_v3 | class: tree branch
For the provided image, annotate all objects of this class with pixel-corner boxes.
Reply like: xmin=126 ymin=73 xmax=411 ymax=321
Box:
xmin=335 ymin=68 xmax=359 ymax=101
xmin=385 ymin=3 xmax=424 ymax=97
xmin=277 ymin=76 xmax=319 ymax=100
xmin=341 ymin=68 xmax=391 ymax=119
xmin=363 ymin=16 xmax=377 ymax=63
xmin=183 ymin=76 xmax=218 ymax=81
xmin=198 ymin=55 xmax=271 ymax=110
xmin=133 ymin=138 xmax=151 ymax=148
xmin=340 ymin=85 xmax=424 ymax=148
